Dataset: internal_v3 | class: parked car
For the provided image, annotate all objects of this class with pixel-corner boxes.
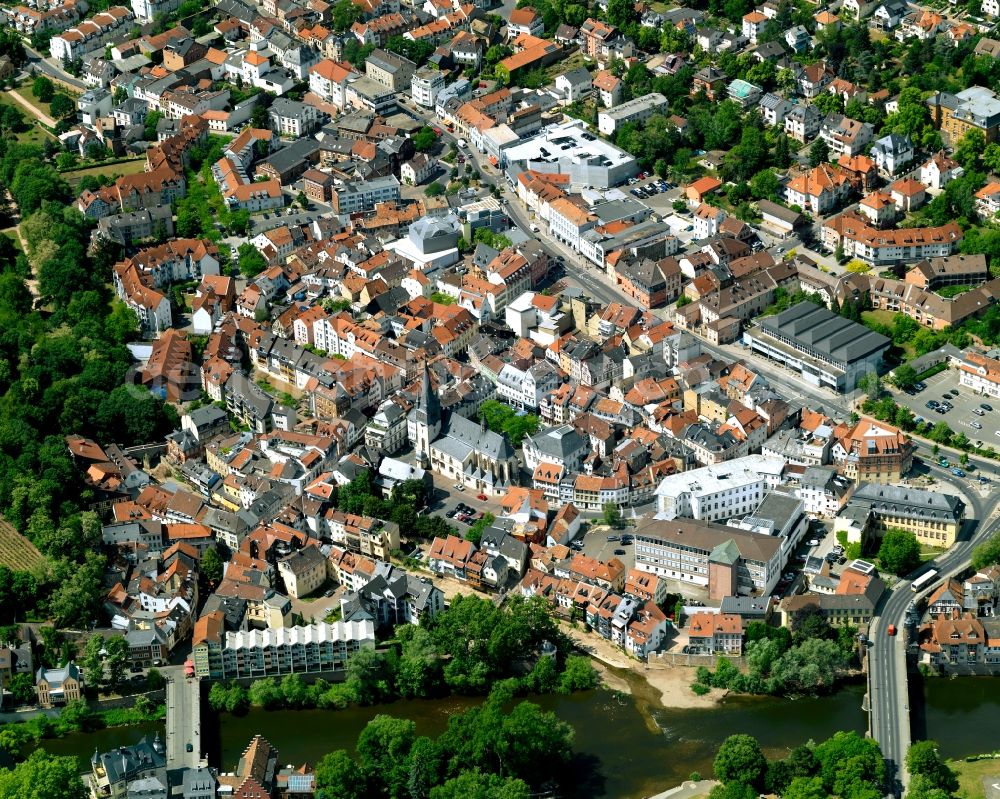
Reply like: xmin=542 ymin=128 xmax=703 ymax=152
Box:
xmin=807 ymin=538 xmax=820 ymax=547
xmin=925 ymin=400 xmax=938 ymax=409
xmin=952 ymin=468 xmax=966 ymax=477
xmin=982 ymin=403 xmax=994 ymax=412
xmin=972 ymin=421 xmax=983 ymax=429
xmin=913 ymin=382 xmax=926 ymax=392
xmin=476 ymin=493 xmax=488 ymax=500
xmin=613 ymin=548 xmax=626 ymax=555
xmin=453 ymin=483 xmax=465 ymax=491
xmin=607 ymin=535 xmax=620 ymax=542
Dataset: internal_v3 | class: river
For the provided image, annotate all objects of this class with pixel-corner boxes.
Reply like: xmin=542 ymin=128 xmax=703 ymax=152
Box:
xmin=31 ymin=676 xmax=998 ymax=798
xmin=34 ymin=679 xmax=868 ymax=799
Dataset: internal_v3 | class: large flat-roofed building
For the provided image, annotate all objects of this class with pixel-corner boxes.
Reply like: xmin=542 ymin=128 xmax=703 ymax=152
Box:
xmin=597 ymin=92 xmax=668 ymax=135
xmin=727 ymin=491 xmax=808 ymax=559
xmin=653 ymin=454 xmax=787 ymax=521
xmin=503 ymin=120 xmax=639 ymax=190
xmin=744 ymin=301 xmax=890 ymax=392
xmin=846 ymin=482 xmax=965 ymax=548
xmin=635 ymin=518 xmax=784 ymax=598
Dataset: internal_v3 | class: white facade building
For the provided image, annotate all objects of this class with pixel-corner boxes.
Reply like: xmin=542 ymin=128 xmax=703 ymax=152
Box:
xmin=653 ymin=455 xmax=787 ymax=521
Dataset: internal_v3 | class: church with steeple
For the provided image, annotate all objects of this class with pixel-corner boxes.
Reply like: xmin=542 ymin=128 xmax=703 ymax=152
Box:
xmin=407 ymin=361 xmax=518 ymax=496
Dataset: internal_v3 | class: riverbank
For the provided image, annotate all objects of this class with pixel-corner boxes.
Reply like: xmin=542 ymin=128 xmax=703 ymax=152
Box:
xmin=558 ymin=621 xmax=725 ymax=710
xmin=949 ymin=755 xmax=1000 ymax=799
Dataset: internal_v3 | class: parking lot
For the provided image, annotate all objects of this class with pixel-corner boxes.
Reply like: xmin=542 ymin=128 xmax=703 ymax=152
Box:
xmin=891 ymin=367 xmax=1000 ymax=448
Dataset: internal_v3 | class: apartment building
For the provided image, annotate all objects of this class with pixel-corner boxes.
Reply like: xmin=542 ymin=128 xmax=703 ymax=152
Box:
xmin=49 ymin=5 xmax=133 ymax=61
xmin=784 ymin=163 xmax=851 ymax=215
xmin=597 ymin=92 xmax=668 ymax=136
xmin=832 ymin=417 xmax=915 ymax=483
xmin=687 ymin=612 xmax=744 ymax=655
xmin=823 ymin=212 xmax=962 ymax=266
xmin=215 ymin=620 xmax=375 ymax=678
xmin=365 ymin=48 xmax=416 ymax=91
xmin=958 ymin=350 xmax=1000 ymax=399
xmin=276 ymin=546 xmax=327 ymax=599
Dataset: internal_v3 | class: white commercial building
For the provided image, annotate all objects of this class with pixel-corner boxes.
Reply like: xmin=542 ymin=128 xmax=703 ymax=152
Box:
xmin=653 ymin=454 xmax=787 ymax=521
xmin=503 ymin=120 xmax=639 ymax=190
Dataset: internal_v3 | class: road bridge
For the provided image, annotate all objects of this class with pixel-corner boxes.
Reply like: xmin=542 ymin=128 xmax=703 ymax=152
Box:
xmin=164 ymin=666 xmax=202 ymax=769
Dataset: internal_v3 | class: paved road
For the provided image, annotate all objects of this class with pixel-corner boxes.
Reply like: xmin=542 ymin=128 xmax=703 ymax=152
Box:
xmin=164 ymin=665 xmax=202 ymax=769
xmin=22 ymin=43 xmax=87 ymax=90
xmin=869 ymin=501 xmax=1000 ymax=796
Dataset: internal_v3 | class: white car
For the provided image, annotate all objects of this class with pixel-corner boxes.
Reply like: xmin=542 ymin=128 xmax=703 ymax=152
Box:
xmin=807 ymin=538 xmax=820 ymax=547
xmin=453 ymin=483 xmax=465 ymax=491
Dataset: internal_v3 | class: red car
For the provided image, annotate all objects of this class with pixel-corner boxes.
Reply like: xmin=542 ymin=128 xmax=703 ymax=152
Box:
xmin=477 ymin=493 xmax=488 ymax=500
xmin=887 ymin=624 xmax=897 ymax=636
xmin=432 ymin=127 xmax=442 ymax=135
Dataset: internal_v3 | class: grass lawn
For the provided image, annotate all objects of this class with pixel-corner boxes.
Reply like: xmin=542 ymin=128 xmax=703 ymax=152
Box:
xmin=0 ymin=93 xmax=58 ymax=146
xmin=14 ymin=83 xmax=79 ymax=120
xmin=950 ymin=756 xmax=1000 ymax=799
xmin=62 ymin=159 xmax=148 ymax=187
xmin=919 ymin=544 xmax=946 ymax=562
xmin=0 ymin=229 xmax=22 ymax=251
xmin=862 ymin=309 xmax=917 ymax=360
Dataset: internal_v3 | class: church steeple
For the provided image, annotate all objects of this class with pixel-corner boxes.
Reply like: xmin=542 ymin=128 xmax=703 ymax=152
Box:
xmin=417 ymin=359 xmax=441 ymax=428
xmin=407 ymin=359 xmax=442 ymax=463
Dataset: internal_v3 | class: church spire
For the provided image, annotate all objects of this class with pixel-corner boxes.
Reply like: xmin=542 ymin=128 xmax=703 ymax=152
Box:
xmin=419 ymin=359 xmax=441 ymax=428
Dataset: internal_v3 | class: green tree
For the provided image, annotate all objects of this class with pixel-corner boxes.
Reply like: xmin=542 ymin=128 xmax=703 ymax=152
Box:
xmin=781 ymin=776 xmax=828 ymax=799
xmin=972 ymin=536 xmax=1000 ymax=570
xmin=357 ymin=715 xmax=416 ymax=798
xmin=428 ymin=771 xmax=530 ymax=799
xmin=892 ymin=364 xmax=917 ymax=389
xmin=346 ymin=647 xmax=390 ymax=704
xmin=955 ymin=128 xmax=986 ymax=171
xmin=315 ymin=750 xmax=366 ymax=799
xmin=81 ymin=635 xmax=104 ymax=689
xmin=906 ymin=741 xmax=958 ymax=794
xmin=713 ymin=734 xmax=768 ymax=789
xmin=32 ymin=76 xmax=54 ymax=102
xmin=145 ymin=667 xmax=165 ymax=691
xmin=857 ymin=371 xmax=881 ymax=398
xmin=602 ymin=502 xmax=623 ymax=528
xmin=749 ymin=169 xmax=780 ymax=201
xmin=809 ymin=138 xmax=830 ymax=167
xmin=412 ymin=126 xmax=437 ymax=152
xmin=813 ymin=730 xmax=885 ymax=796
xmin=248 ymin=677 xmax=284 ymax=708
xmin=200 ymin=546 xmax=223 ymax=586
xmin=605 ymin=0 xmax=633 ymax=28
xmin=8 ymin=671 xmax=36 ymax=705
xmin=0 ymin=750 xmax=87 ymax=799
xmin=331 ymin=0 xmax=362 ymax=30
xmin=237 ymin=243 xmax=268 ymax=278
xmin=878 ymin=529 xmax=921 ymax=576
xmin=425 ymin=181 xmax=444 ymax=197
xmin=49 ymin=93 xmax=75 ymax=119
xmin=104 ymin=635 xmax=129 ymax=691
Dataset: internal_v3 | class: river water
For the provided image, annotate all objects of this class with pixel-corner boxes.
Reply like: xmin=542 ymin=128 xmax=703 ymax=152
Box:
xmin=30 ymin=677 xmax=996 ymax=798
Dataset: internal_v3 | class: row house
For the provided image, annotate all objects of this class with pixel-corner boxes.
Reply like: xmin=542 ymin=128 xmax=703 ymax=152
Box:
xmin=823 ymin=213 xmax=962 ymax=265
xmin=49 ymin=5 xmax=133 ymax=61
